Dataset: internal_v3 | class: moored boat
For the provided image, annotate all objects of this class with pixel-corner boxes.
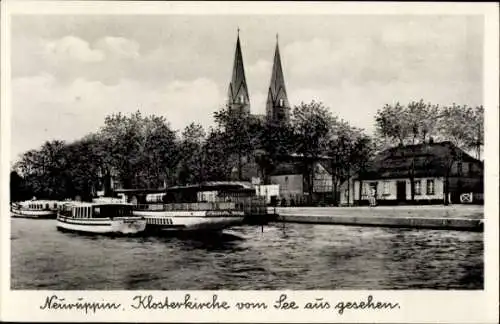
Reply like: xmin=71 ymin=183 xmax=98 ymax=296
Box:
xmin=11 ymin=200 xmax=59 ymax=219
xmin=116 ymin=182 xmax=264 ymax=232
xmin=56 ymin=201 xmax=147 ymax=235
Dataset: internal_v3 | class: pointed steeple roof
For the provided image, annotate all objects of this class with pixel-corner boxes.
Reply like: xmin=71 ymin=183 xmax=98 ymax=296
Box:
xmin=266 ymin=34 xmax=290 ymax=123
xmin=227 ymin=30 xmax=250 ymax=113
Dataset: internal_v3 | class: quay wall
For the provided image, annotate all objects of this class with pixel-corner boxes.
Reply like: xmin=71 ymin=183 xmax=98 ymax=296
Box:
xmin=270 ymin=206 xmax=484 ymax=232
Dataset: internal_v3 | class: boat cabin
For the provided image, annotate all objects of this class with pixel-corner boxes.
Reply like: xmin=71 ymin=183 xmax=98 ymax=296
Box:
xmin=114 ymin=181 xmax=257 ymax=205
xmin=58 ymin=203 xmax=133 ymax=219
xmin=22 ymin=200 xmax=58 ymax=210
xmin=115 ymin=182 xmax=267 ymax=216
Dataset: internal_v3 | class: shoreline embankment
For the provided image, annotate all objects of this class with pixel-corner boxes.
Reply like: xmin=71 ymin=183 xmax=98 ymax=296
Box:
xmin=269 ymin=206 xmax=484 ymax=232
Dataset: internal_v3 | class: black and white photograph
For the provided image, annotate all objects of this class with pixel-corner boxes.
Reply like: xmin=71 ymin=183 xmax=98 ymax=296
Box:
xmin=1 ymin=1 xmax=498 ymax=323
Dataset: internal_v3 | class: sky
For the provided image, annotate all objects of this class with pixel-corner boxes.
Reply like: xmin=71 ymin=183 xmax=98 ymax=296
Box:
xmin=10 ymin=14 xmax=483 ymax=162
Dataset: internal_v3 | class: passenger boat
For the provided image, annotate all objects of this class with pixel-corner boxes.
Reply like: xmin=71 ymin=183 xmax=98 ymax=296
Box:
xmin=10 ymin=199 xmax=59 ymax=218
xmin=115 ymin=182 xmax=266 ymax=232
xmin=56 ymin=201 xmax=147 ymax=235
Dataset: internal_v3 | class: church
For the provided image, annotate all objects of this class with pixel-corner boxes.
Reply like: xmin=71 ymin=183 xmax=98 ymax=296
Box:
xmin=225 ymin=32 xmax=335 ymax=205
xmin=227 ymin=31 xmax=291 ymax=125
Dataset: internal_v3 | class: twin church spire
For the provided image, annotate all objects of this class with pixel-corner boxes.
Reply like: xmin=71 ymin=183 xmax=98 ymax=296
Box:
xmin=227 ymin=31 xmax=290 ymax=124
xmin=227 ymin=31 xmax=251 ymax=115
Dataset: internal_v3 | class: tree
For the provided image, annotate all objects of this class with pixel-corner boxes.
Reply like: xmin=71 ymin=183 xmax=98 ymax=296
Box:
xmin=326 ymin=119 xmax=370 ymax=206
xmin=203 ymin=128 xmax=233 ymax=181
xmin=256 ymin=120 xmax=295 ymax=184
xmin=291 ymin=101 xmax=334 ymax=202
xmin=15 ymin=140 xmax=68 ymax=200
xmin=437 ymin=104 xmax=484 ymax=204
xmin=142 ymin=115 xmax=179 ymax=188
xmin=470 ymin=105 xmax=484 ymax=160
xmin=62 ymin=136 xmax=104 ymax=200
xmin=213 ymin=106 xmax=260 ymax=180
xmin=10 ymin=170 xmax=30 ymax=202
xmin=178 ymin=123 xmax=206 ymax=185
xmin=351 ymin=135 xmax=375 ymax=205
xmin=375 ymin=99 xmax=440 ymax=202
xmin=98 ymin=111 xmax=179 ymax=189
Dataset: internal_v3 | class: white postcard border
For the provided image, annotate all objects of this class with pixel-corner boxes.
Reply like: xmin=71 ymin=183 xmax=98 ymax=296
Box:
xmin=1 ymin=1 xmax=498 ymax=323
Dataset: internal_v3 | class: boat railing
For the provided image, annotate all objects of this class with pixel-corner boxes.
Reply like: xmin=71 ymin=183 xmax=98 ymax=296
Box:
xmin=229 ymin=196 xmax=268 ymax=215
xmin=133 ymin=197 xmax=268 ymax=215
xmin=134 ymin=201 xmax=238 ymax=212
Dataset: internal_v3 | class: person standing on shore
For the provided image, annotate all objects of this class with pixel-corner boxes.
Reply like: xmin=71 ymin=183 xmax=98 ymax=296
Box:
xmin=369 ymin=188 xmax=377 ymax=207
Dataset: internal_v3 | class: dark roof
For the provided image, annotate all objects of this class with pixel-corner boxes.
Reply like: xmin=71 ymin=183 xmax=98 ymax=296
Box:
xmin=115 ymin=181 xmax=255 ymax=194
xmin=114 ymin=188 xmax=165 ymax=194
xmin=270 ymin=162 xmax=304 ymax=176
xmin=359 ymin=141 xmax=482 ymax=180
xmin=168 ymin=181 xmax=254 ymax=191
xmin=270 ymin=160 xmax=334 ymax=176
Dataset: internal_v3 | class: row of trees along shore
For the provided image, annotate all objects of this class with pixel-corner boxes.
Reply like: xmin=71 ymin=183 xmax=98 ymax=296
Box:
xmin=11 ymin=99 xmax=483 ymax=204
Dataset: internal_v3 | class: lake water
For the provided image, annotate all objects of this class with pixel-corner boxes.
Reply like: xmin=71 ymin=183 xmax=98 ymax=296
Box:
xmin=10 ymin=217 xmax=483 ymax=290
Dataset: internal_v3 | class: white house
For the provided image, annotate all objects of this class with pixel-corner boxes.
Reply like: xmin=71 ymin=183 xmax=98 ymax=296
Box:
xmin=339 ymin=141 xmax=484 ymax=206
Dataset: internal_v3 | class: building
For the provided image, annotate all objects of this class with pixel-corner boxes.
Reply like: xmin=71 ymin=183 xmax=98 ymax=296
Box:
xmin=227 ymin=31 xmax=251 ymax=115
xmin=265 ymin=35 xmax=291 ymax=125
xmin=268 ymin=159 xmax=335 ymax=206
xmin=226 ymin=32 xmax=293 ymax=181
xmin=227 ymin=32 xmax=290 ymax=124
xmin=339 ymin=141 xmax=484 ymax=206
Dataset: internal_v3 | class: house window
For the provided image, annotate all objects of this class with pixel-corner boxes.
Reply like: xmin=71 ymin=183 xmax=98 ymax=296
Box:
xmin=279 ymin=99 xmax=284 ymax=106
xmin=359 ymin=182 xmax=367 ymax=198
xmin=383 ymin=181 xmax=390 ymax=195
xmin=369 ymin=182 xmax=378 ymax=197
xmin=414 ymin=180 xmax=422 ymax=195
xmin=240 ymin=95 xmax=245 ymax=104
xmin=426 ymin=179 xmax=435 ymax=195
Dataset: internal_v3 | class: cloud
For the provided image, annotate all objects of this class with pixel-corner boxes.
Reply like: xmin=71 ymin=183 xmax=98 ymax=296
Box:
xmin=94 ymin=36 xmax=140 ymax=59
xmin=44 ymin=36 xmax=105 ymax=62
xmin=10 ymin=15 xmax=483 ymax=162
xmin=11 ymin=75 xmax=223 ymax=161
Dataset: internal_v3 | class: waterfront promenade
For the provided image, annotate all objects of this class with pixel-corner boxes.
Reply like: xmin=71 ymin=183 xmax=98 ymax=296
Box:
xmin=270 ymin=205 xmax=484 ymax=231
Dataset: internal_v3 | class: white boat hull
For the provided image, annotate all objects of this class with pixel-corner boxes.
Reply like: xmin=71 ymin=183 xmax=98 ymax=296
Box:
xmin=11 ymin=208 xmax=56 ymax=219
xmin=132 ymin=210 xmax=244 ymax=232
xmin=57 ymin=215 xmax=147 ymax=235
